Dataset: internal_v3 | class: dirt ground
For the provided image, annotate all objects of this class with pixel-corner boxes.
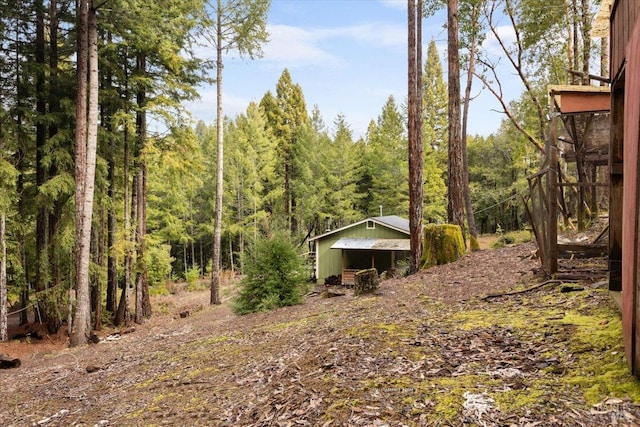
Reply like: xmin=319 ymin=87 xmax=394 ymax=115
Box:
xmin=1 ymin=241 xmax=639 ymax=426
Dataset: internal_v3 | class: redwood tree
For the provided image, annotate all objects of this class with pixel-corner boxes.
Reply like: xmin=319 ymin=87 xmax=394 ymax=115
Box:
xmin=447 ymin=0 xmax=465 ymax=231
xmin=408 ymin=0 xmax=424 ymax=272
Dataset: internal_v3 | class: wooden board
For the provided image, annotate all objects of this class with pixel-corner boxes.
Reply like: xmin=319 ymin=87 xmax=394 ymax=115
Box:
xmin=556 ymin=91 xmax=611 ymax=114
xmin=622 ymin=16 xmax=640 ymax=375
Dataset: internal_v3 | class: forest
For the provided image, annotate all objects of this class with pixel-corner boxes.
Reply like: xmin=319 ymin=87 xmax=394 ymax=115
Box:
xmin=0 ymin=0 xmax=599 ymax=344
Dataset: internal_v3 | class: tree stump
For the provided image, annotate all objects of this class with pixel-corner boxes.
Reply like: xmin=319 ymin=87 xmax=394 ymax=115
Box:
xmin=354 ymin=268 xmax=379 ymax=296
xmin=420 ymin=224 xmax=465 ymax=269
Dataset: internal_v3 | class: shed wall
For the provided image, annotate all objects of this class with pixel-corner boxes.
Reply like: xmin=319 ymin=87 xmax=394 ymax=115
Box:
xmin=612 ymin=0 xmax=640 ymax=79
xmin=621 ymin=17 xmax=640 ymax=374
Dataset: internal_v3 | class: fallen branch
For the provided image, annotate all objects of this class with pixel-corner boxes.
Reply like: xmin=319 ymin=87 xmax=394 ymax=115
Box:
xmin=481 ymin=279 xmax=574 ymax=300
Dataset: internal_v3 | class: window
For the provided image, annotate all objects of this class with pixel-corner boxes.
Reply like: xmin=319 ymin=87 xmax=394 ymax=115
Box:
xmin=366 ymin=220 xmax=375 ymax=229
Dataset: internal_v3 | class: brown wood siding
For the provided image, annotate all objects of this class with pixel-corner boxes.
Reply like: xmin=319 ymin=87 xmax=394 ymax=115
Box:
xmin=558 ymin=92 xmax=610 ymax=114
xmin=612 ymin=0 xmax=640 ymax=80
xmin=622 ymin=17 xmax=640 ymax=374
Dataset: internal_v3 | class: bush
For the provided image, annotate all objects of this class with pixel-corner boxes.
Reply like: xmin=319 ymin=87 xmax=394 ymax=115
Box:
xmin=146 ymin=243 xmax=174 ymax=287
xmin=184 ymin=265 xmax=202 ymax=290
xmin=232 ymin=234 xmax=308 ymax=315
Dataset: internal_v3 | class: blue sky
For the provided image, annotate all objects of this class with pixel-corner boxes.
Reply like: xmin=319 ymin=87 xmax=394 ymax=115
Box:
xmin=186 ymin=0 xmax=519 ymax=139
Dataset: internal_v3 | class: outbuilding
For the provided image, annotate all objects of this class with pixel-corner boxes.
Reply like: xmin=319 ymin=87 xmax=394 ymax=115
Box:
xmin=309 ymin=216 xmax=410 ymax=285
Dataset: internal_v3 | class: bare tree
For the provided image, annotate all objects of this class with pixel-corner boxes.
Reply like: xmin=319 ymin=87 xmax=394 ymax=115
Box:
xmin=474 ymin=0 xmax=547 ymax=153
xmin=408 ymin=0 xmax=424 ymax=272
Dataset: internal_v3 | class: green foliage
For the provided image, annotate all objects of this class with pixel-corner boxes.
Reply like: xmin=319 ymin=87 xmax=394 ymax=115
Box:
xmin=260 ymin=69 xmax=310 ymax=232
xmin=224 ymin=102 xmax=278 ymax=242
xmin=0 ymin=157 xmax=18 ymax=211
xmin=232 ymin=234 xmax=308 ymax=315
xmin=184 ymin=265 xmax=201 ymax=288
xmin=146 ymin=243 xmax=174 ymax=288
xmin=363 ymin=96 xmax=409 ymax=216
xmin=467 ymin=127 xmax=536 ymax=233
xmin=205 ymin=0 xmax=270 ymax=60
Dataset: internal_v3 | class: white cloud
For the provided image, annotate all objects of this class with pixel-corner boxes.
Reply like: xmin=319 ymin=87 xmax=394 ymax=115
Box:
xmin=329 ymin=23 xmax=406 ymax=48
xmin=262 ymin=24 xmax=343 ymax=68
xmin=261 ymin=20 xmax=406 ymax=70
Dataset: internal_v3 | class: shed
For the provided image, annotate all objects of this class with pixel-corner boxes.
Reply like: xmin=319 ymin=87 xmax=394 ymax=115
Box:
xmin=309 ymin=216 xmax=410 ymax=285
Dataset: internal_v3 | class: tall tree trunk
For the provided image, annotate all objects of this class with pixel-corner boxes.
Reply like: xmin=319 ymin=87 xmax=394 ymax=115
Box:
xmin=71 ymin=1 xmax=98 ymax=346
xmin=137 ymin=162 xmax=151 ymax=318
xmin=46 ymin=0 xmax=64 ymax=334
xmin=71 ymin=0 xmax=89 ymax=339
xmin=461 ymin=3 xmax=479 ymax=251
xmin=35 ymin=0 xmax=50 ymax=326
xmin=115 ymin=125 xmax=131 ymax=326
xmin=14 ymin=58 xmax=28 ymax=327
xmin=407 ymin=0 xmax=424 ymax=273
xmin=580 ymin=0 xmax=591 ymax=85
xmin=1 ymin=120 xmax=7 ymax=341
xmin=1 ymin=213 xmax=6 ymax=342
xmin=106 ymin=83 xmax=117 ymax=313
xmin=447 ymin=0 xmax=465 ymax=231
xmin=211 ymin=3 xmax=223 ymax=305
xmin=92 ymin=204 xmax=105 ymax=330
xmin=571 ymin=0 xmax=579 ymax=83
xmin=134 ymin=53 xmax=151 ymax=322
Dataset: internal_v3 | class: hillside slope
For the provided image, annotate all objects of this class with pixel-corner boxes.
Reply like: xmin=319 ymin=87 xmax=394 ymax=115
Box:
xmin=1 ymin=243 xmax=639 ymax=426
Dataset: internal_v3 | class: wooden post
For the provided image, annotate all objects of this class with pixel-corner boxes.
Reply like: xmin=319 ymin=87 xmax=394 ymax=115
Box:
xmin=609 ymin=84 xmax=624 ymax=292
xmin=547 ymin=98 xmax=559 ymax=274
xmin=341 ymin=250 xmax=346 ymax=285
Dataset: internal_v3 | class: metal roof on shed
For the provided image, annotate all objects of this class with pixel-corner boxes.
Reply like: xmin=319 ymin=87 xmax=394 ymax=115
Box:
xmin=330 ymin=238 xmax=410 ymax=251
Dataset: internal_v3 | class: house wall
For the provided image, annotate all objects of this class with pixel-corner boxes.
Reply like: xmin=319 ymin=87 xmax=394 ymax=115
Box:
xmin=315 ymin=222 xmax=408 ymax=282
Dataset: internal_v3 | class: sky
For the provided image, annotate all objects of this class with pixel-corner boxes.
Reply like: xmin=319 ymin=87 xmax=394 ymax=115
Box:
xmin=186 ymin=0 xmax=520 ymax=140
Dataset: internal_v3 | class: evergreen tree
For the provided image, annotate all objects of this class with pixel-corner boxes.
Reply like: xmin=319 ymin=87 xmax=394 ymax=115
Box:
xmin=260 ymin=69 xmax=310 ymax=234
xmin=232 ymin=233 xmax=307 ymax=315
xmin=224 ymin=102 xmax=278 ymax=269
xmin=320 ymin=114 xmax=362 ymax=224
xmin=147 ymin=126 xmax=204 ymax=278
xmin=366 ymin=96 xmax=409 ymax=216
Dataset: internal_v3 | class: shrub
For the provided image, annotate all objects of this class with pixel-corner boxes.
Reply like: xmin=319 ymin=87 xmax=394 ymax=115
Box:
xmin=232 ymin=233 xmax=308 ymax=315
xmin=146 ymin=243 xmax=174 ymax=287
xmin=184 ymin=265 xmax=202 ymax=290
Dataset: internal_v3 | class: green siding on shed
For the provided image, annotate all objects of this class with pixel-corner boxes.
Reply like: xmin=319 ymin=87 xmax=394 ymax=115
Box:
xmin=314 ymin=221 xmax=409 ymax=282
